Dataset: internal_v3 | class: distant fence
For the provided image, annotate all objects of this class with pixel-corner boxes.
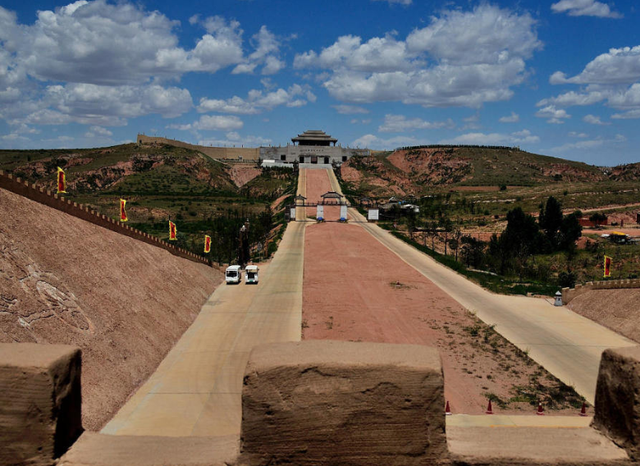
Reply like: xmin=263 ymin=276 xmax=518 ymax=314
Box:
xmin=0 ymin=170 xmax=211 ymax=267
xmin=563 ymin=279 xmax=640 ymax=304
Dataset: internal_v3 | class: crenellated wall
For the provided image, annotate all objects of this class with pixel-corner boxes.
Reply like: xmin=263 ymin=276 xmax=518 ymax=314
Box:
xmin=0 ymin=170 xmax=210 ymax=267
xmin=562 ymin=279 xmax=640 ymax=304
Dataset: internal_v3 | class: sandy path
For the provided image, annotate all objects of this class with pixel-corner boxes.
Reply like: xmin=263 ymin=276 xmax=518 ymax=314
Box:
xmin=303 ymin=169 xmax=342 ymax=221
xmin=302 ymin=171 xmax=590 ymax=415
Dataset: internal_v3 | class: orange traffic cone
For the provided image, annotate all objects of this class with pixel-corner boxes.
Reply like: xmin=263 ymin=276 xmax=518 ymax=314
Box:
xmin=537 ymin=402 xmax=544 ymax=415
xmin=486 ymin=400 xmax=494 ymax=415
xmin=445 ymin=401 xmax=452 ymax=416
xmin=580 ymin=402 xmax=587 ymax=417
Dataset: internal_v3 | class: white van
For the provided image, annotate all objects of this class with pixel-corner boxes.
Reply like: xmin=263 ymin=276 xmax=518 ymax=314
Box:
xmin=245 ymin=265 xmax=259 ymax=284
xmin=225 ymin=265 xmax=242 ymax=284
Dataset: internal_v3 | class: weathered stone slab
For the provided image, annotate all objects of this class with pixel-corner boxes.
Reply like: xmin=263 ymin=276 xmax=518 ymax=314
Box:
xmin=594 ymin=346 xmax=640 ymax=460
xmin=240 ymin=340 xmax=446 ymax=466
xmin=0 ymin=343 xmax=82 ymax=466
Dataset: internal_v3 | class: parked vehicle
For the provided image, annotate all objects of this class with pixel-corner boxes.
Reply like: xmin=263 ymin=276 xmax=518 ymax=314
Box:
xmin=245 ymin=265 xmax=259 ymax=284
xmin=225 ymin=265 xmax=242 ymax=284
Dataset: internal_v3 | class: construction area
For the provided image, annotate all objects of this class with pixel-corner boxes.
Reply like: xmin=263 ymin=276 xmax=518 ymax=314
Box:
xmin=3 ymin=167 xmax=640 ymax=465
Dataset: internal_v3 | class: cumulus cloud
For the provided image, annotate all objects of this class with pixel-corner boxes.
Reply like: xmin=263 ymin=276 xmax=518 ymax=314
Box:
xmin=543 ymin=48 xmax=640 ymax=120
xmin=535 ymin=105 xmax=571 ymax=124
xmin=197 ymin=84 xmax=315 ymax=114
xmin=499 ymin=112 xmax=519 ymax=123
xmin=551 ymin=0 xmax=622 ymax=18
xmin=583 ymin=114 xmax=610 ymax=125
xmin=84 ymin=125 xmax=113 ymax=138
xmin=351 ymin=134 xmax=429 ymax=150
xmin=550 ymin=134 xmax=626 ymax=153
xmin=232 ymin=26 xmax=284 ymax=75
xmin=294 ymin=5 xmax=541 ymax=108
xmin=198 ymin=132 xmax=272 ymax=147
xmin=440 ymin=129 xmax=540 ymax=145
xmin=372 ymin=0 xmax=412 ymax=5
xmin=333 ymin=105 xmax=370 ymax=114
xmin=550 ymin=46 xmax=640 ymax=85
xmin=169 ymin=115 xmax=243 ymax=131
xmin=378 ymin=114 xmax=455 ymax=132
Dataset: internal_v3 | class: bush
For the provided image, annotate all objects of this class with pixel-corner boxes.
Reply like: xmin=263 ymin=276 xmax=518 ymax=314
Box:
xmin=558 ymin=271 xmax=577 ymax=288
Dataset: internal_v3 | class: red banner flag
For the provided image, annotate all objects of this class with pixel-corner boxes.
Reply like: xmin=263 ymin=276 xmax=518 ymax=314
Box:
xmin=57 ymin=167 xmax=67 ymax=194
xmin=120 ymin=199 xmax=128 ymax=222
xmin=204 ymin=235 xmax=211 ymax=253
xmin=604 ymin=255 xmax=612 ymax=278
xmin=169 ymin=221 xmax=177 ymax=241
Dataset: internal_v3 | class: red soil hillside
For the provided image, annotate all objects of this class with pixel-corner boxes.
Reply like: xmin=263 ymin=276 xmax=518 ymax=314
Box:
xmin=0 ymin=188 xmax=222 ymax=431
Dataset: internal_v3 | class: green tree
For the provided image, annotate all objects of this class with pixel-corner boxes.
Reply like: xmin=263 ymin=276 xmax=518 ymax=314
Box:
xmin=558 ymin=213 xmax=582 ymax=252
xmin=539 ymin=196 xmax=563 ymax=248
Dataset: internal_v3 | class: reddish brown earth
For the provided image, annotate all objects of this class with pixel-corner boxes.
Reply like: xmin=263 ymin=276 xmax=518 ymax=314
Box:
xmin=0 ymin=188 xmax=222 ymax=431
xmin=228 ymin=164 xmax=262 ymax=188
xmin=569 ymin=289 xmax=640 ymax=344
xmin=304 ymin=169 xmax=342 ymax=221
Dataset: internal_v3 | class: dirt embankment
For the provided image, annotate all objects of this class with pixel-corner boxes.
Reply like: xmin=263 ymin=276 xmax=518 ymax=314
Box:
xmin=228 ymin=164 xmax=262 ymax=188
xmin=0 ymin=189 xmax=222 ymax=431
xmin=568 ymin=289 xmax=640 ymax=343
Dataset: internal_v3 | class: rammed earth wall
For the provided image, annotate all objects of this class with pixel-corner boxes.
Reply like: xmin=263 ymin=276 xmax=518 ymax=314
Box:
xmin=0 ymin=170 xmax=210 ymax=267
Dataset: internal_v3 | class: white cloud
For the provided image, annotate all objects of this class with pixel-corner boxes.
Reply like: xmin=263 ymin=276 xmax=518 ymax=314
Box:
xmin=551 ymin=0 xmax=622 ymax=18
xmin=198 ymin=132 xmax=271 ymax=147
xmin=333 ymin=105 xmax=370 ymax=114
xmin=293 ymin=5 xmax=541 ymax=108
xmin=372 ymin=0 xmax=412 ymax=5
xmin=535 ymin=105 xmax=571 ymax=124
xmin=568 ymin=131 xmax=589 ymax=138
xmin=351 ymin=134 xmax=429 ymax=150
xmin=550 ymin=133 xmax=625 ymax=153
xmin=378 ymin=114 xmax=455 ymax=132
xmin=84 ymin=125 xmax=113 ymax=138
xmin=551 ymin=46 xmax=640 ymax=85
xmin=350 ymin=119 xmax=372 ymax=125
xmin=537 ymin=90 xmax=607 ymax=107
xmin=197 ymin=84 xmax=315 ymax=114
xmin=169 ymin=115 xmax=243 ymax=132
xmin=612 ymin=109 xmax=640 ymax=119
xmin=440 ymin=129 xmax=539 ymax=145
xmin=583 ymin=114 xmax=610 ymax=125
xmin=499 ymin=112 xmax=519 ymax=123
xmin=232 ymin=25 xmax=284 ymax=75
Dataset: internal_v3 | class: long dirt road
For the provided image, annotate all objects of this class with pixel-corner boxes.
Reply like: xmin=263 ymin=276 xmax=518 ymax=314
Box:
xmin=323 ymin=169 xmax=636 ymax=404
xmin=102 ymin=224 xmax=305 ymax=437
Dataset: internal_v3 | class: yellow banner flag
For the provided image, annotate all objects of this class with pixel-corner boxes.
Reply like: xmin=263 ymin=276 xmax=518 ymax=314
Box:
xmin=169 ymin=221 xmax=177 ymax=241
xmin=120 ymin=199 xmax=128 ymax=222
xmin=204 ymin=235 xmax=211 ymax=253
xmin=604 ymin=255 xmax=612 ymax=278
xmin=57 ymin=167 xmax=67 ymax=194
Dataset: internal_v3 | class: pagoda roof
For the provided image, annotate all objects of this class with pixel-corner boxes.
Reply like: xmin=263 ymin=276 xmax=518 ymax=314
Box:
xmin=291 ymin=130 xmax=337 ymax=144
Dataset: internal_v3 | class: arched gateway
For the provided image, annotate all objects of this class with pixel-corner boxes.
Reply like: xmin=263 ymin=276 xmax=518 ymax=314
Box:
xmin=287 ymin=191 xmax=349 ymax=222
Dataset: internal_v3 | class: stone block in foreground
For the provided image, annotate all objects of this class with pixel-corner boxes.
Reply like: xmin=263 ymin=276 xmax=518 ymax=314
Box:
xmin=240 ymin=340 xmax=446 ymax=466
xmin=594 ymin=346 xmax=640 ymax=461
xmin=58 ymin=433 xmax=239 ymax=466
xmin=0 ymin=343 xmax=82 ymax=466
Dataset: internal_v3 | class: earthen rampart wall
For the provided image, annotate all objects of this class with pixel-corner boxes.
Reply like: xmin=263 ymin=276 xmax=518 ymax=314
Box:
xmin=137 ymin=134 xmax=260 ymax=161
xmin=562 ymin=279 xmax=640 ymax=304
xmin=0 ymin=170 xmax=210 ymax=267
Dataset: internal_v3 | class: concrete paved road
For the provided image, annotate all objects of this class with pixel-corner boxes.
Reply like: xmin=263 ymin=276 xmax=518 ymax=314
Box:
xmin=325 ymin=169 xmax=636 ymax=404
xmin=102 ymin=221 xmax=305 ymax=437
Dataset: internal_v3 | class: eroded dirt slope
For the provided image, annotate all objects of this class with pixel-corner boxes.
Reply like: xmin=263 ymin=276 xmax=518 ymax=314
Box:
xmin=568 ymin=289 xmax=640 ymax=343
xmin=0 ymin=189 xmax=222 ymax=430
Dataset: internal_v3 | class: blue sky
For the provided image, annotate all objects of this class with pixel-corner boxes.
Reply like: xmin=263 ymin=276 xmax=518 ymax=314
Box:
xmin=0 ymin=0 xmax=638 ymax=166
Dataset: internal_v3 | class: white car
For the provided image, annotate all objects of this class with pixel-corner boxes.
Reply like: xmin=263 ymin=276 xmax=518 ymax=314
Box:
xmin=245 ymin=265 xmax=259 ymax=284
xmin=225 ymin=265 xmax=242 ymax=284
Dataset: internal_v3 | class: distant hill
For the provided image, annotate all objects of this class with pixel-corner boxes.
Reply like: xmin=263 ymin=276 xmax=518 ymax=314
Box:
xmin=339 ymin=146 xmax=619 ymax=197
